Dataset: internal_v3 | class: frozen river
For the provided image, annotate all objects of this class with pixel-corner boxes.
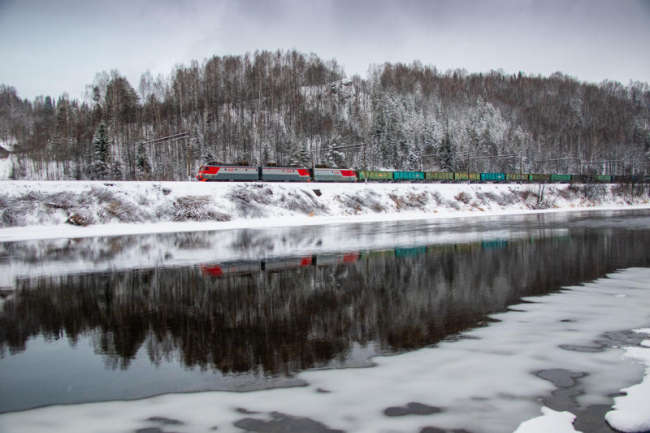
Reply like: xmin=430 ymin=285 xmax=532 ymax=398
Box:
xmin=1 ymin=210 xmax=650 ymax=432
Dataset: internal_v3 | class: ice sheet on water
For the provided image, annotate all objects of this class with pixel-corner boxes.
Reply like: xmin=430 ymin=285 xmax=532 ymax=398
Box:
xmin=605 ymin=331 xmax=650 ymax=433
xmin=513 ymin=407 xmax=581 ymax=433
xmin=1 ymin=268 xmax=649 ymax=433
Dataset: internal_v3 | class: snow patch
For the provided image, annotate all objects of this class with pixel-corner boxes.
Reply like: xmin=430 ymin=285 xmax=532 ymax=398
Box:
xmin=514 ymin=407 xmax=581 ymax=433
xmin=605 ymin=337 xmax=650 ymax=432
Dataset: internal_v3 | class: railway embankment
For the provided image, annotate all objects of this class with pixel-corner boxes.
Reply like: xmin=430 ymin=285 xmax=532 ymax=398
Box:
xmin=0 ymin=180 xmax=649 ymax=231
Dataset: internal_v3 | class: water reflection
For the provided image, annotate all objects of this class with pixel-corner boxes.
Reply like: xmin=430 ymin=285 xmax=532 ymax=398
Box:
xmin=1 ymin=211 xmax=650 ymax=412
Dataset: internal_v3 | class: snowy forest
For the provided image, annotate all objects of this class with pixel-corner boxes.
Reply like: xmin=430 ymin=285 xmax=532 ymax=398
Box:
xmin=1 ymin=49 xmax=649 ymax=181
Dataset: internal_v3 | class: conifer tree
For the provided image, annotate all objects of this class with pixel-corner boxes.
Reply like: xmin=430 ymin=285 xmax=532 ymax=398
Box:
xmin=289 ymin=140 xmax=302 ymax=166
xmin=203 ymin=148 xmax=216 ymax=164
xmin=91 ymin=121 xmax=110 ymax=179
xmin=299 ymin=141 xmax=311 ymax=167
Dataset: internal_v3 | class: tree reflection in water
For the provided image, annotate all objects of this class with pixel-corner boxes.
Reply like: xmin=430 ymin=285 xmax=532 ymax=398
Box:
xmin=3 ymin=228 xmax=649 ymax=378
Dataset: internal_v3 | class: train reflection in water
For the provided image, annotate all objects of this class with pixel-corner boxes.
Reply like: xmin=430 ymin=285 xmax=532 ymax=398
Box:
xmin=200 ymin=238 xmax=561 ymax=278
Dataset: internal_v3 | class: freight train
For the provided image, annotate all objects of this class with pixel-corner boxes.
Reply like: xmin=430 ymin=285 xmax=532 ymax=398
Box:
xmin=196 ymin=164 xmax=648 ymax=184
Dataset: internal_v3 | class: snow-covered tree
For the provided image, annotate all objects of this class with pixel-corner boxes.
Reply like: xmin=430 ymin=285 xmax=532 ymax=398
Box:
xmin=203 ymin=148 xmax=216 ymax=164
xmin=91 ymin=122 xmax=110 ymax=179
xmin=299 ymin=141 xmax=311 ymax=167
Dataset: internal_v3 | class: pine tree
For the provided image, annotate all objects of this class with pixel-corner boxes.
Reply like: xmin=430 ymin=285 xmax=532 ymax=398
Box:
xmin=439 ymin=129 xmax=455 ymax=172
xmin=91 ymin=121 xmax=110 ymax=179
xmin=203 ymin=148 xmax=216 ymax=164
xmin=299 ymin=141 xmax=311 ymax=167
xmin=289 ymin=140 xmax=302 ymax=166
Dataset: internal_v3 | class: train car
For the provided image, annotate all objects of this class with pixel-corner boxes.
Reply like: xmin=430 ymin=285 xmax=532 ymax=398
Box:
xmin=196 ymin=165 xmax=260 ymax=181
xmin=425 ymin=171 xmax=454 ymax=182
xmin=506 ymin=173 xmax=529 ymax=182
xmin=480 ymin=173 xmax=506 ymax=182
xmin=454 ymin=172 xmax=480 ymax=181
xmin=260 ymin=166 xmax=310 ymax=182
xmin=357 ymin=170 xmax=394 ymax=181
xmin=311 ymin=168 xmax=357 ymax=182
xmin=394 ymin=171 xmax=425 ymax=181
xmin=572 ymin=174 xmax=612 ymax=183
xmin=262 ymin=256 xmax=314 ymax=272
xmin=202 ymin=261 xmax=262 ymax=277
xmin=360 ymin=249 xmax=396 ymax=260
xmin=395 ymin=246 xmax=428 ymax=258
xmin=314 ymin=252 xmax=360 ymax=266
xmin=530 ymin=173 xmax=551 ymax=182
xmin=550 ymin=174 xmax=571 ymax=182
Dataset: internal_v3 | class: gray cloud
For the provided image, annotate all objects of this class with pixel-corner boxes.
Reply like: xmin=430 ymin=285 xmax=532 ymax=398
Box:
xmin=1 ymin=0 xmax=648 ymax=100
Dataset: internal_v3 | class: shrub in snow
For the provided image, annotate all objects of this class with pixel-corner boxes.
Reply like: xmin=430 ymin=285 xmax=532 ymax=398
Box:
xmin=338 ymin=190 xmax=387 ymax=214
xmin=231 ymin=184 xmax=275 ymax=204
xmin=90 ymin=187 xmax=118 ymax=204
xmin=431 ymin=191 xmax=444 ymax=206
xmin=66 ymin=211 xmax=94 ymax=227
xmin=612 ymin=183 xmax=650 ymax=204
xmin=170 ymin=196 xmax=231 ymax=222
xmin=455 ymin=191 xmax=472 ymax=205
xmin=0 ymin=195 xmax=17 ymax=226
xmin=227 ymin=186 xmax=271 ymax=218
xmin=389 ymin=192 xmax=430 ymax=211
xmin=104 ymin=199 xmax=148 ymax=223
xmin=582 ymin=184 xmax=607 ymax=203
xmin=281 ymin=190 xmax=328 ymax=215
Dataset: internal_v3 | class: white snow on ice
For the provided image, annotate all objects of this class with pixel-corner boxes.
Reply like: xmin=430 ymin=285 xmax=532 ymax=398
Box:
xmin=1 ymin=268 xmax=649 ymax=433
xmin=605 ymin=328 xmax=650 ymax=433
xmin=513 ymin=407 xmax=581 ymax=433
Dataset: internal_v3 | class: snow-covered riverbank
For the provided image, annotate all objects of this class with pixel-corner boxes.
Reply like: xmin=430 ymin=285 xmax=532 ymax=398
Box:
xmin=1 ymin=180 xmax=649 ymax=242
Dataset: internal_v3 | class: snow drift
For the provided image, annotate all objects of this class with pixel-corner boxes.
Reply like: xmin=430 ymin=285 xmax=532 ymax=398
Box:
xmin=0 ymin=180 xmax=648 ymax=234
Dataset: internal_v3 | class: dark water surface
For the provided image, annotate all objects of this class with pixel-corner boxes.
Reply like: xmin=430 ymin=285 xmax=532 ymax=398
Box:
xmin=1 ymin=210 xmax=649 ymax=413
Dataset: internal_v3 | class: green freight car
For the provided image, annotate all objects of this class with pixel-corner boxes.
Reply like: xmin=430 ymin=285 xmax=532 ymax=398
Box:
xmin=530 ymin=173 xmax=551 ymax=182
xmin=454 ymin=172 xmax=480 ymax=181
xmin=357 ymin=171 xmax=394 ymax=181
xmin=480 ymin=172 xmax=506 ymax=182
xmin=393 ymin=171 xmax=425 ymax=181
xmin=550 ymin=174 xmax=571 ymax=182
xmin=425 ymin=171 xmax=454 ymax=181
xmin=506 ymin=173 xmax=529 ymax=182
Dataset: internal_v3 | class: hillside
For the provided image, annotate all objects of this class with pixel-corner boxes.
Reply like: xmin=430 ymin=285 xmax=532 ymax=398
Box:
xmin=1 ymin=50 xmax=649 ymax=183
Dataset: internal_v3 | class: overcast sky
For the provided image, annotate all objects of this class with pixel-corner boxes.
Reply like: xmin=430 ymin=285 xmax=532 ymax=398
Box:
xmin=1 ymin=0 xmax=649 ymax=101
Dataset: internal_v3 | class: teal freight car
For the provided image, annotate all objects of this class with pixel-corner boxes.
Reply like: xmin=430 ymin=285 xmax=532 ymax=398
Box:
xmin=480 ymin=173 xmax=506 ymax=182
xmin=393 ymin=171 xmax=425 ymax=181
